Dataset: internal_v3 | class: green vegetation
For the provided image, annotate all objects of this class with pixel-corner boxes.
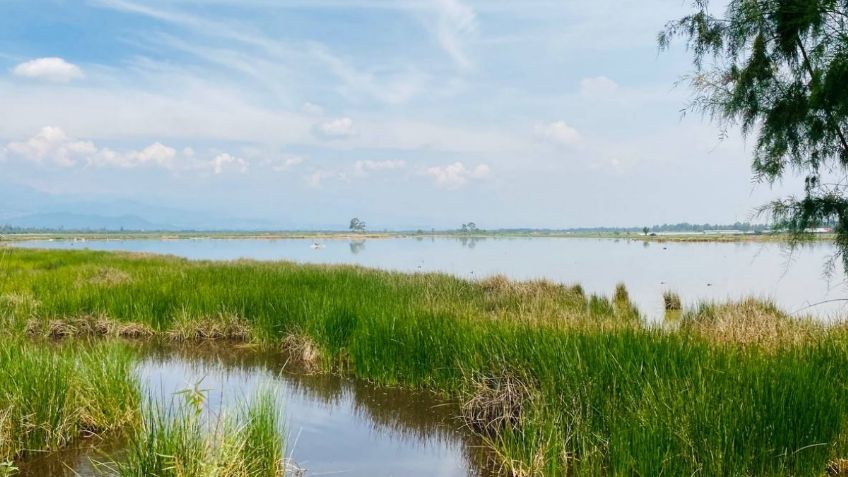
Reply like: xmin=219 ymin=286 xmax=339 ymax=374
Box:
xmin=661 ymin=0 xmax=848 ymax=272
xmin=114 ymin=391 xmax=288 ymax=477
xmin=3 ymin=248 xmax=848 ymax=475
xmin=0 ymin=338 xmax=139 ymax=463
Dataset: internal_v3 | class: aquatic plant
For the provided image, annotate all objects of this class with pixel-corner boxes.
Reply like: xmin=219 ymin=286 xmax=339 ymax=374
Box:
xmin=115 ymin=390 xmax=288 ymax=477
xmin=4 ymin=248 xmax=848 ymax=475
xmin=0 ymin=338 xmax=139 ymax=462
xmin=662 ymin=290 xmax=681 ymax=311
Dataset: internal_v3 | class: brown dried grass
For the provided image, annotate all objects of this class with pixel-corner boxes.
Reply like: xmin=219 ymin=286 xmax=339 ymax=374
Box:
xmin=461 ymin=371 xmax=535 ymax=435
xmin=281 ymin=333 xmax=322 ymax=372
xmin=681 ymin=298 xmax=828 ymax=348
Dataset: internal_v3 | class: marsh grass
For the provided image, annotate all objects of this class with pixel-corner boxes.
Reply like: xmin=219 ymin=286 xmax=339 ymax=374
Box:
xmin=662 ymin=290 xmax=682 ymax=311
xmin=0 ymin=338 xmax=139 ymax=462
xmin=5 ymin=248 xmax=848 ymax=475
xmin=114 ymin=391 xmax=287 ymax=477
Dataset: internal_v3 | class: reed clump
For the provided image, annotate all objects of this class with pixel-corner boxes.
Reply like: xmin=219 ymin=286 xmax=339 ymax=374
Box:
xmin=168 ymin=310 xmax=252 ymax=342
xmin=281 ymin=333 xmax=322 ymax=373
xmin=662 ymin=290 xmax=681 ymax=311
xmin=115 ymin=391 xmax=289 ymax=477
xmin=25 ymin=316 xmax=155 ymax=339
xmin=0 ymin=339 xmax=139 ymax=462
xmin=681 ymin=298 xmax=828 ymax=348
xmin=461 ymin=371 xmax=535 ymax=435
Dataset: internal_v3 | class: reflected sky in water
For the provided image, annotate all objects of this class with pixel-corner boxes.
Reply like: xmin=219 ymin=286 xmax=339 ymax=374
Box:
xmin=17 ymin=344 xmax=491 ymax=477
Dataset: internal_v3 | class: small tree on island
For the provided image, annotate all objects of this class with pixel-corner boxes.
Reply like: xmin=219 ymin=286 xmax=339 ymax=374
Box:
xmin=461 ymin=222 xmax=478 ymax=233
xmin=349 ymin=217 xmax=366 ymax=232
xmin=643 ymin=227 xmax=650 ymax=236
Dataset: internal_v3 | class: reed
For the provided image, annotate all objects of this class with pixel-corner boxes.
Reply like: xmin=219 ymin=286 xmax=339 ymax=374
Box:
xmin=0 ymin=338 xmax=139 ymax=463
xmin=4 ymin=248 xmax=848 ymax=476
xmin=114 ymin=390 xmax=287 ymax=477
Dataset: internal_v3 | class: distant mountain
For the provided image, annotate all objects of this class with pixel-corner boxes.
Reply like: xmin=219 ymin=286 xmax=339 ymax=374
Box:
xmin=4 ymin=213 xmax=166 ymax=231
xmin=0 ymin=181 xmax=278 ymax=231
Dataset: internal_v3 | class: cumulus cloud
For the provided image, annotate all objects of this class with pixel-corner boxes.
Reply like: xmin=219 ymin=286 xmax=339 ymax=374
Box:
xmin=12 ymin=57 xmax=84 ymax=82
xmin=535 ymin=121 xmax=581 ymax=146
xmin=2 ymin=127 xmax=248 ymax=174
xmin=315 ymin=117 xmax=355 ymax=138
xmin=4 ymin=126 xmax=95 ymax=167
xmin=353 ymin=159 xmax=405 ymax=175
xmin=423 ymin=162 xmax=489 ymax=189
xmin=579 ymin=76 xmax=619 ymax=98
xmin=210 ymin=153 xmax=248 ymax=174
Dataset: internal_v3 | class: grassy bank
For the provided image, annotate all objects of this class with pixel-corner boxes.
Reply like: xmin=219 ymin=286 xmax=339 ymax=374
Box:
xmin=0 ymin=338 xmax=139 ymax=465
xmin=3 ymin=248 xmax=848 ymax=475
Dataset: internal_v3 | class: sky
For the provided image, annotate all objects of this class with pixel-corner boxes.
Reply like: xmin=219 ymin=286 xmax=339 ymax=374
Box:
xmin=0 ymin=0 xmax=804 ymax=230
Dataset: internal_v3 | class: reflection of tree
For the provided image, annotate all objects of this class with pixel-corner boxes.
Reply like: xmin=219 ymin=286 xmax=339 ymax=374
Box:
xmin=349 ymin=240 xmax=366 ymax=255
xmin=459 ymin=237 xmax=484 ymax=249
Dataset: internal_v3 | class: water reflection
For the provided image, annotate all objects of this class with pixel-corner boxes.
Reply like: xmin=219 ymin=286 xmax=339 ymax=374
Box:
xmin=349 ymin=240 xmax=366 ymax=255
xmin=16 ymin=343 xmax=494 ymax=477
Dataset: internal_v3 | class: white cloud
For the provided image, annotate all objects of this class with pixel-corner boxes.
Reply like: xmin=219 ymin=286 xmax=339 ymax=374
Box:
xmin=535 ymin=121 xmax=581 ymax=146
xmin=12 ymin=57 xmax=84 ymax=83
xmin=136 ymin=142 xmax=177 ymax=167
xmin=306 ymin=168 xmax=348 ymax=188
xmin=316 ymin=117 xmax=355 ymax=138
xmin=4 ymin=126 xmax=95 ymax=167
xmin=580 ymin=76 xmax=619 ymax=98
xmin=270 ymin=156 xmax=305 ymax=172
xmin=353 ymin=159 xmax=405 ymax=175
xmin=210 ymin=153 xmax=248 ymax=174
xmin=2 ymin=127 xmax=252 ymax=174
xmin=423 ymin=161 xmax=489 ymax=189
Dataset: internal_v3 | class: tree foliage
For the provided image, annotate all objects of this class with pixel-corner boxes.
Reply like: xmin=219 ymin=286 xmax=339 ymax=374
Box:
xmin=349 ymin=217 xmax=366 ymax=232
xmin=661 ymin=0 xmax=848 ymax=270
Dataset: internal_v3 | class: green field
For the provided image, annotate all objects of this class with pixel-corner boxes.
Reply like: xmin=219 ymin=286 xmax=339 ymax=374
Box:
xmin=1 ymin=248 xmax=848 ymax=476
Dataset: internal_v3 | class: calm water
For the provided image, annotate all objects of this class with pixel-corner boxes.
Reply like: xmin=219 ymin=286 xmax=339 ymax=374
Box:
xmin=17 ymin=344 xmax=492 ymax=477
xmin=14 ymin=236 xmax=847 ymax=319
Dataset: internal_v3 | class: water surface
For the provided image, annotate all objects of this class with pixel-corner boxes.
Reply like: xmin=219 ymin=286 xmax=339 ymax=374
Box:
xmin=16 ymin=344 xmax=492 ymax=477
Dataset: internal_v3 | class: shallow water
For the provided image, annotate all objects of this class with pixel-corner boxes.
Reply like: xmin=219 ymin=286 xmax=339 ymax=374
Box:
xmin=14 ymin=236 xmax=848 ymax=319
xmin=16 ymin=344 xmax=492 ymax=477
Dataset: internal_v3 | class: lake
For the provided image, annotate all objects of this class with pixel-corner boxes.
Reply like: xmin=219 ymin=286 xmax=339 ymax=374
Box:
xmin=13 ymin=236 xmax=846 ymax=320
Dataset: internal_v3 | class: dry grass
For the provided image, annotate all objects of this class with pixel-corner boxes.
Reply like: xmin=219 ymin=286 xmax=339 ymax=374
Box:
xmin=25 ymin=316 xmax=154 ymax=339
xmin=281 ymin=333 xmax=322 ymax=372
xmin=461 ymin=371 xmax=535 ymax=435
xmin=828 ymin=459 xmax=848 ymax=477
xmin=79 ymin=267 xmax=132 ymax=287
xmin=663 ymin=291 xmax=682 ymax=311
xmin=167 ymin=310 xmax=252 ymax=341
xmin=681 ymin=298 xmax=829 ymax=348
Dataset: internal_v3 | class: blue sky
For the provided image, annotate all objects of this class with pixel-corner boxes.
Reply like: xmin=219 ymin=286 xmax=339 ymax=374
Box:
xmin=0 ymin=0 xmax=801 ymax=229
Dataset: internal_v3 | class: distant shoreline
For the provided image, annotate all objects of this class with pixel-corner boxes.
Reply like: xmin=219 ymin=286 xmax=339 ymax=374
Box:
xmin=0 ymin=230 xmax=836 ymax=243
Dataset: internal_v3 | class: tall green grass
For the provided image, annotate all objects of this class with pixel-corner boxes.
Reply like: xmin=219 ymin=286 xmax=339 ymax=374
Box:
xmin=0 ymin=338 xmax=139 ymax=462
xmin=115 ymin=390 xmax=286 ymax=477
xmin=3 ymin=248 xmax=848 ymax=475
